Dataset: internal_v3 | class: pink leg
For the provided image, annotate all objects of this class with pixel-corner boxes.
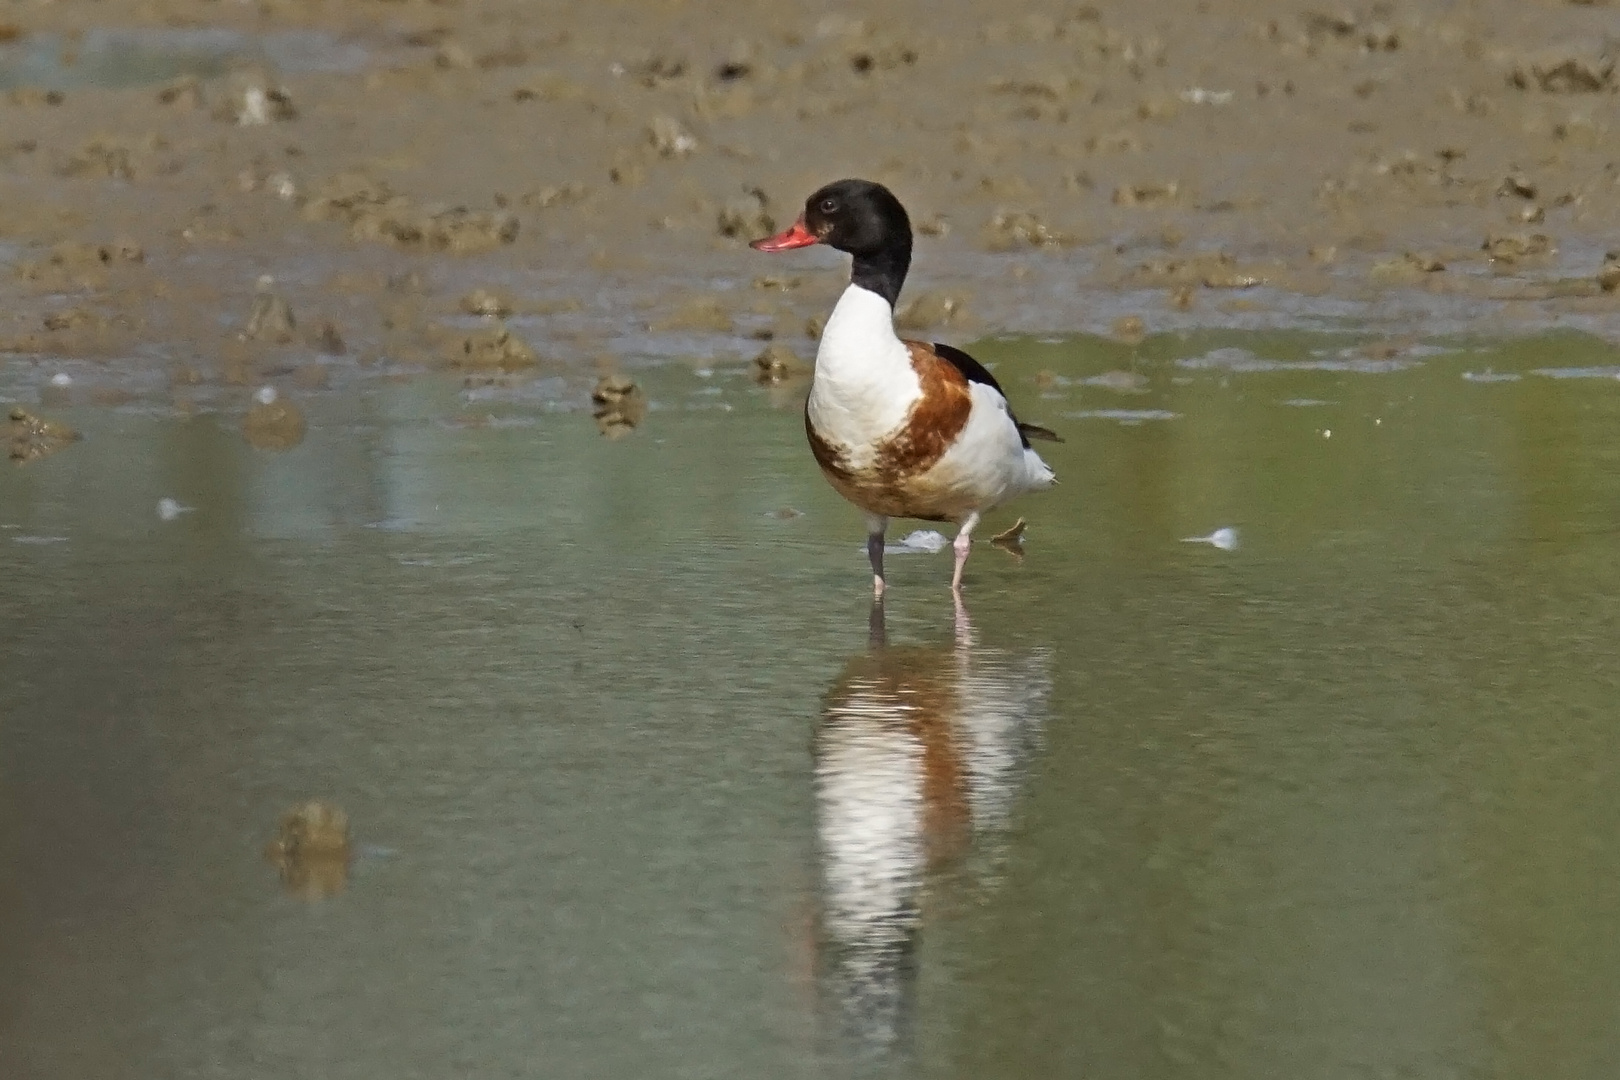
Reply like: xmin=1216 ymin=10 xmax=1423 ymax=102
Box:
xmin=950 ymin=511 xmax=981 ymax=595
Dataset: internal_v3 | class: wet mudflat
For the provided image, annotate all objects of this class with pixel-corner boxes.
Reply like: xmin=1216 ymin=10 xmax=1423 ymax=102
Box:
xmin=5 ymin=329 xmax=1620 ymax=1077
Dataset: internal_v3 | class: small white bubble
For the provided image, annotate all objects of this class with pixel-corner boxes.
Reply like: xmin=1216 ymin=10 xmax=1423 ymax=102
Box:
xmin=254 ymin=385 xmax=278 ymax=405
xmin=49 ymin=373 xmax=72 ymax=387
xmin=1322 ymin=429 xmax=1332 ymax=439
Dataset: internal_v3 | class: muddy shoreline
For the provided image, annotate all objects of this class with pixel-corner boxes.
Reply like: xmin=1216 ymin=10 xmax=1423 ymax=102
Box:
xmin=3 ymin=0 xmax=1620 ymax=414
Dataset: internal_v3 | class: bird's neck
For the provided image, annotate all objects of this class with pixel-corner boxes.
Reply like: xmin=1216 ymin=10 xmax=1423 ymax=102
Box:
xmin=849 ymin=241 xmax=911 ymax=308
xmin=818 ymin=284 xmax=906 ymax=370
xmin=812 ymin=284 xmax=919 ymax=432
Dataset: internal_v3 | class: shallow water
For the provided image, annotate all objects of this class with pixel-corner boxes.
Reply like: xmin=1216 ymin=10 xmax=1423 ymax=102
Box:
xmin=0 ymin=28 xmax=368 ymax=91
xmin=5 ymin=329 xmax=1620 ymax=1078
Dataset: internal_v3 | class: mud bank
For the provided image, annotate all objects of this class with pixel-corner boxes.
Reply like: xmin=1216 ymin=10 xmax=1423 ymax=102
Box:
xmin=2 ymin=0 xmax=1620 ymax=415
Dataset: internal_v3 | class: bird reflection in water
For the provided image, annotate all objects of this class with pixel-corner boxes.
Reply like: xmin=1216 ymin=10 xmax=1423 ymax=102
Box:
xmin=812 ymin=600 xmax=1051 ymax=1062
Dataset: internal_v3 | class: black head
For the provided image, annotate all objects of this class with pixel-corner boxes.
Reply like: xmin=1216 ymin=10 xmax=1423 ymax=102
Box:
xmin=750 ymin=178 xmax=914 ymax=307
xmin=802 ymin=179 xmax=911 ymax=259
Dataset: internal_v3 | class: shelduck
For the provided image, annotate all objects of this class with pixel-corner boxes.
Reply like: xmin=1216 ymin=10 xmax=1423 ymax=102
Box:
xmin=751 ymin=178 xmax=1060 ymax=597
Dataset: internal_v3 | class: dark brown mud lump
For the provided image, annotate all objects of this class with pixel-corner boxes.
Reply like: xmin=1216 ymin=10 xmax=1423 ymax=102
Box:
xmin=592 ymin=374 xmax=647 ymax=438
xmin=7 ymin=408 xmax=79 ymax=464
xmin=242 ymin=391 xmax=308 ymax=451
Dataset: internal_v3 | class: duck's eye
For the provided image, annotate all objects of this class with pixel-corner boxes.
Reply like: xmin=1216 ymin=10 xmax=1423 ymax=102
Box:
xmin=820 ymin=198 xmax=838 ymax=214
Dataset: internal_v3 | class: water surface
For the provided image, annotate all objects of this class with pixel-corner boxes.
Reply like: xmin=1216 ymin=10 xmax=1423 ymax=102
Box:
xmin=5 ymin=329 xmax=1620 ymax=1078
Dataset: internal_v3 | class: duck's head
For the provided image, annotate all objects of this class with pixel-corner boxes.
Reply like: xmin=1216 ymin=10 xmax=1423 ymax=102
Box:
xmin=752 ymin=179 xmax=913 ymax=305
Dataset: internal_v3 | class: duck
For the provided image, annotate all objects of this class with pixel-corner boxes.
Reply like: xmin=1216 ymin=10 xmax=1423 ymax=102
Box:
xmin=751 ymin=179 xmax=1059 ymax=598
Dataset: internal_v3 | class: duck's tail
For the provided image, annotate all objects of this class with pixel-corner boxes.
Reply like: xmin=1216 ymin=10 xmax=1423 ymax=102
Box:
xmin=1022 ymin=448 xmax=1057 ymax=490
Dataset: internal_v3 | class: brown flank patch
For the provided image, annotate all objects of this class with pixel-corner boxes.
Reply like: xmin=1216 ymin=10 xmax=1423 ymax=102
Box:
xmin=804 ymin=405 xmax=854 ymax=481
xmin=874 ymin=340 xmax=972 ymax=476
xmin=801 ymin=340 xmax=976 ymax=520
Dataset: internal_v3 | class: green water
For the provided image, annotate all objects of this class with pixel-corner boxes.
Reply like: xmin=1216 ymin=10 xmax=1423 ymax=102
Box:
xmin=4 ymin=329 xmax=1620 ymax=1078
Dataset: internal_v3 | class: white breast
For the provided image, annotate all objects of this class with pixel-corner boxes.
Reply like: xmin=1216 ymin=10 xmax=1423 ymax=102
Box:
xmin=807 ymin=285 xmax=919 ymax=468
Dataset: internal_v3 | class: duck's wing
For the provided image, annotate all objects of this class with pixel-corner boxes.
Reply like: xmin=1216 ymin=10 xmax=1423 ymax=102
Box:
xmin=925 ymin=341 xmax=1064 ymax=447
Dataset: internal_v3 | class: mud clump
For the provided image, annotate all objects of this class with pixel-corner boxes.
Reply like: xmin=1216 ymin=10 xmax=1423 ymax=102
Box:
xmin=647 ymin=115 xmax=699 ymax=158
xmin=460 ymin=288 xmax=514 ymax=318
xmin=981 ymin=210 xmax=1076 ymax=251
xmin=1125 ymin=252 xmax=1265 ymax=289
xmin=7 ymin=87 xmax=63 ymax=107
xmin=241 ymin=276 xmax=296 ymax=343
xmin=301 ymin=171 xmax=393 ymax=222
xmin=354 ymin=205 xmax=519 ymax=255
xmin=1498 ymin=175 xmax=1538 ymax=201
xmin=42 ymin=307 xmax=105 ymax=332
xmin=156 ymin=75 xmax=203 ymax=109
xmin=303 ymin=173 xmax=518 ymax=254
xmin=1111 ymin=315 xmax=1146 ymax=344
xmin=1371 ymin=252 xmax=1447 ymax=281
xmin=263 ymin=799 xmax=351 ymax=901
xmin=717 ymin=187 xmax=773 ymax=241
xmin=242 ymin=390 xmax=308 ymax=451
xmin=895 ymin=290 xmax=968 ymax=331
xmin=1509 ymin=48 xmax=1615 ymax=94
xmin=1599 ymin=252 xmax=1620 ymax=293
xmin=752 ymin=342 xmax=808 ymax=384
xmin=1112 ymin=181 xmax=1182 ymax=207
xmin=216 ymin=72 xmax=299 ymax=124
xmin=7 ymin=407 xmax=79 ymax=464
xmin=520 ymin=183 xmax=590 ymax=209
xmin=311 ymin=320 xmax=347 ymax=356
xmin=650 ymin=297 xmax=733 ymax=333
xmin=450 ymin=325 xmax=539 ymax=370
xmin=14 ymin=239 xmax=143 ymax=292
xmin=511 ymin=74 xmax=588 ymax=103
xmin=1483 ymin=233 xmax=1554 ymax=265
xmin=592 ymin=373 xmax=647 ymax=438
xmin=56 ymin=136 xmax=174 ymax=181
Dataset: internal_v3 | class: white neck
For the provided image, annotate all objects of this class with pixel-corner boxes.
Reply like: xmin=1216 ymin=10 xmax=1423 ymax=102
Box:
xmin=817 ymin=284 xmax=905 ymax=377
xmin=809 ymin=285 xmax=920 ymax=444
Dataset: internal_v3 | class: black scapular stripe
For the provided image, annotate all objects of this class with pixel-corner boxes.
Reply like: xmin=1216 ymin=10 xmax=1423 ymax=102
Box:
xmin=931 ymin=342 xmax=1064 ymax=449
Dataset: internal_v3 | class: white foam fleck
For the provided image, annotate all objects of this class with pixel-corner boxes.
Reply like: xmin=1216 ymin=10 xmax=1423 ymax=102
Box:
xmin=157 ymin=498 xmax=194 ymax=521
xmin=879 ymin=530 xmax=949 ymax=555
xmin=1182 ymin=527 xmax=1239 ymax=552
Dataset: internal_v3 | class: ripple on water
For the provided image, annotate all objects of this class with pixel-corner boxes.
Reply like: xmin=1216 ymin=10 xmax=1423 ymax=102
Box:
xmin=1177 ymin=347 xmax=1420 ymax=374
xmin=1064 ymin=409 xmax=1180 ymax=425
xmin=1530 ymin=367 xmax=1620 ymax=380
